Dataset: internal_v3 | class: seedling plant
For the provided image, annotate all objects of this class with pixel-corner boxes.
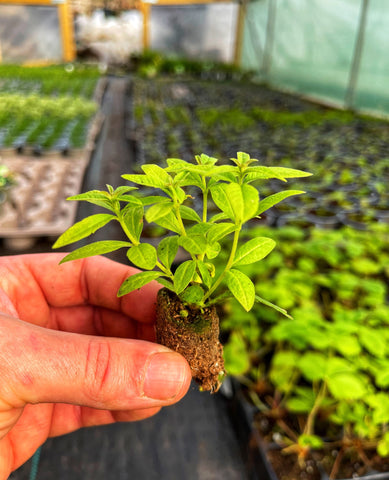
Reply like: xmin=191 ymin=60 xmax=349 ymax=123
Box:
xmin=53 ymin=152 xmax=311 ymax=391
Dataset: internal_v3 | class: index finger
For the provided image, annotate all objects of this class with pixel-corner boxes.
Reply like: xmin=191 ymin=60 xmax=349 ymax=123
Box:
xmin=24 ymin=253 xmax=161 ymax=324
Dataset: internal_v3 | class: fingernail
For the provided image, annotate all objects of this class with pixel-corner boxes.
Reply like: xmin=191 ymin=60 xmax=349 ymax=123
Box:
xmin=143 ymin=352 xmax=189 ymax=400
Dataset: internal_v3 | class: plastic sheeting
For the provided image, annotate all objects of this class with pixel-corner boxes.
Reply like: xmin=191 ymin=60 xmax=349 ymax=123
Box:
xmin=149 ymin=3 xmax=239 ymax=63
xmin=241 ymin=0 xmax=389 ymax=116
xmin=0 ymin=5 xmax=62 ymax=63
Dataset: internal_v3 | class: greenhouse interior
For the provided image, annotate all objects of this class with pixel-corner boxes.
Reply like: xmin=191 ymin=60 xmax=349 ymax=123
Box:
xmin=1 ymin=1 xmax=389 ymax=479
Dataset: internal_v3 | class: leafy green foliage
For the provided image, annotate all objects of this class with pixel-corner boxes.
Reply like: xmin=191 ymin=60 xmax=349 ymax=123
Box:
xmin=221 ymin=224 xmax=389 ymax=465
xmin=53 ymin=153 xmax=309 ymax=312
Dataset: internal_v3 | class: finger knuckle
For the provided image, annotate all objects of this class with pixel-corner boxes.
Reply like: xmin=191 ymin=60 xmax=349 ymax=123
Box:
xmin=84 ymin=339 xmax=115 ymax=404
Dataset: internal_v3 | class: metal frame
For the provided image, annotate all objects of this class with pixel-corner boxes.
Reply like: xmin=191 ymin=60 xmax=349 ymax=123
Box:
xmin=139 ymin=0 xmax=245 ymax=65
xmin=0 ymin=0 xmax=76 ymax=64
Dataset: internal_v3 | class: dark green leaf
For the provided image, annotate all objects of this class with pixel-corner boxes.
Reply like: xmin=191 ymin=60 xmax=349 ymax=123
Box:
xmin=53 ymin=214 xmax=115 ymax=248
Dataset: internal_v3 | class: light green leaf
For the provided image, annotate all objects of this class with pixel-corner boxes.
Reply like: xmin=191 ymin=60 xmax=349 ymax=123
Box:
xmin=122 ymin=173 xmax=163 ymax=188
xmin=122 ymin=205 xmax=144 ymax=242
xmin=257 ymin=190 xmax=305 ymax=215
xmin=118 ymin=271 xmax=161 ymax=296
xmin=360 ymin=327 xmax=387 ymax=358
xmin=211 ymin=183 xmax=243 ymax=223
xmin=224 ymin=332 xmax=250 ymax=376
xmin=142 ymin=164 xmax=172 ymax=187
xmin=233 ymin=237 xmax=276 ymax=266
xmin=157 ymin=236 xmax=179 ymax=269
xmin=127 ymin=243 xmax=157 ymax=270
xmin=59 ymin=241 xmax=131 ymax=264
xmin=145 ymin=202 xmax=174 ymax=223
xmin=326 ymin=372 xmax=367 ymax=400
xmin=207 ymin=223 xmax=236 ymax=244
xmin=153 ymin=211 xmax=182 ymax=234
xmin=255 ymin=295 xmax=292 ymax=319
xmin=67 ymin=190 xmax=114 ymax=211
xmin=298 ymin=353 xmax=328 ymax=381
xmin=178 ymin=234 xmax=207 ymax=256
xmin=205 ymin=241 xmax=221 ymax=259
xmin=53 ymin=214 xmax=115 ymax=248
xmin=241 ymin=184 xmax=259 ymax=221
xmin=226 ymin=269 xmax=255 ymax=311
xmin=174 ymin=260 xmax=197 ymax=294
xmin=180 ymin=205 xmax=202 ymax=223
xmin=197 ymin=260 xmax=212 ymax=288
xmin=180 ymin=285 xmax=204 ymax=305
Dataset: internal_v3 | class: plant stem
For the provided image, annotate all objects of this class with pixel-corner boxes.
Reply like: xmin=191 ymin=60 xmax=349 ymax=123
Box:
xmin=304 ymin=381 xmax=327 ymax=436
xmin=202 ymin=224 xmax=241 ymax=303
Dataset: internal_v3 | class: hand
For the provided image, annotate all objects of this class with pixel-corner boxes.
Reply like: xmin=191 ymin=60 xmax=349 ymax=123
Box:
xmin=0 ymin=253 xmax=191 ymax=478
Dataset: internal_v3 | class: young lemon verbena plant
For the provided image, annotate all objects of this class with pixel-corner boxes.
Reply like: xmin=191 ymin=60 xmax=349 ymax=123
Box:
xmin=53 ymin=152 xmax=311 ymax=391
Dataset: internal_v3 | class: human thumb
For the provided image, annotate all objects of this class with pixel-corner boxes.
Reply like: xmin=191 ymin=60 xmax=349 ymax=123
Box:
xmin=0 ymin=315 xmax=191 ymax=411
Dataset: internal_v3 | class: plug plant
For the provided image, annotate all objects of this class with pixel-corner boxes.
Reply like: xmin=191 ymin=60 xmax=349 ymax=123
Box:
xmin=53 ymin=152 xmax=311 ymax=391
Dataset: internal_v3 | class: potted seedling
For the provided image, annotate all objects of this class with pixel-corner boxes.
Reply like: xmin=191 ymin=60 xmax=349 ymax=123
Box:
xmin=0 ymin=165 xmax=15 ymax=213
xmin=53 ymin=152 xmax=311 ymax=392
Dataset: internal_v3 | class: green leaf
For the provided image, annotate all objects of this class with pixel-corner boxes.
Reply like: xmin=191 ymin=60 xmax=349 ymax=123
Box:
xmin=142 ymin=164 xmax=172 ymax=187
xmin=223 ymin=332 xmax=250 ymax=376
xmin=255 ymin=295 xmax=292 ymax=319
xmin=122 ymin=173 xmax=164 ymax=188
xmin=145 ymin=202 xmax=174 ymax=223
xmin=180 ymin=285 xmax=204 ymax=305
xmin=298 ymin=434 xmax=323 ymax=450
xmin=118 ymin=271 xmax=161 ymax=296
xmin=360 ymin=327 xmax=387 ymax=358
xmin=53 ymin=214 xmax=115 ymax=248
xmin=122 ymin=205 xmax=144 ymax=242
xmin=286 ymin=388 xmax=316 ymax=414
xmin=59 ymin=241 xmax=131 ymax=264
xmin=178 ymin=234 xmax=207 ymax=256
xmin=127 ymin=243 xmax=157 ymax=270
xmin=197 ymin=260 xmax=212 ymax=288
xmin=67 ymin=190 xmax=114 ymax=211
xmin=173 ymin=260 xmax=197 ymax=294
xmin=226 ymin=269 xmax=255 ymax=311
xmin=257 ymin=190 xmax=305 ymax=215
xmin=153 ymin=211 xmax=182 ymax=234
xmin=233 ymin=237 xmax=276 ymax=266
xmin=157 ymin=236 xmax=179 ymax=269
xmin=207 ymin=223 xmax=236 ymax=244
xmin=241 ymin=184 xmax=259 ymax=221
xmin=326 ymin=372 xmax=367 ymax=400
xmin=205 ymin=241 xmax=221 ymax=259
xmin=298 ymin=353 xmax=328 ymax=381
xmin=211 ymin=183 xmax=244 ymax=223
xmin=179 ymin=205 xmax=202 ymax=223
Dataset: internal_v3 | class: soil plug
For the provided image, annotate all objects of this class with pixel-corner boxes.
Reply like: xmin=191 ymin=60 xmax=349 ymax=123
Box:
xmin=53 ymin=152 xmax=311 ymax=392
